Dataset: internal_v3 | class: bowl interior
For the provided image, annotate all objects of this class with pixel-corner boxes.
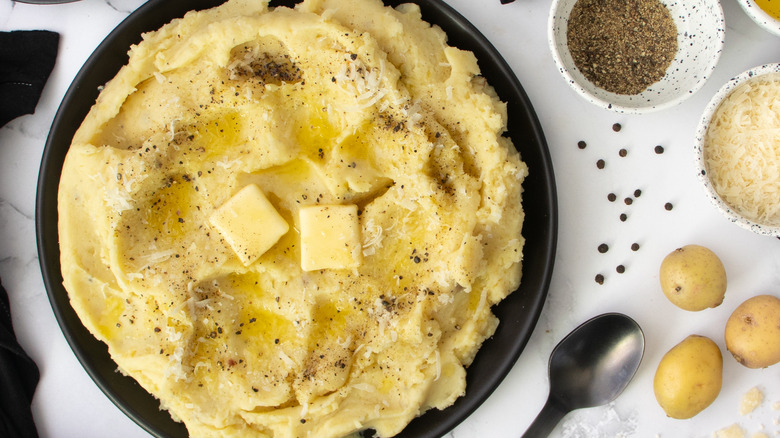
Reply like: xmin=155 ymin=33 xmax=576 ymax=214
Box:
xmin=549 ymin=0 xmax=725 ymax=113
xmin=694 ymin=63 xmax=780 ymax=237
xmin=736 ymin=0 xmax=780 ymax=37
xmin=36 ymin=0 xmax=558 ymax=437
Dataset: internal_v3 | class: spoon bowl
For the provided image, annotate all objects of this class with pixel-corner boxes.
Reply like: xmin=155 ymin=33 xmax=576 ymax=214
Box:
xmin=522 ymin=313 xmax=645 ymax=437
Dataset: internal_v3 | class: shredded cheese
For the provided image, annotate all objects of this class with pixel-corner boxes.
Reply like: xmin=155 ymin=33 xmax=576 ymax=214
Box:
xmin=704 ymin=73 xmax=780 ymax=227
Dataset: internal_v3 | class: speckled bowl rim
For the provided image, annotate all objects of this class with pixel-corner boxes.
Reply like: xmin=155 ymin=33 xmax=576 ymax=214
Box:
xmin=548 ymin=0 xmax=725 ymax=114
xmin=694 ymin=63 xmax=780 ymax=237
xmin=736 ymin=0 xmax=780 ymax=37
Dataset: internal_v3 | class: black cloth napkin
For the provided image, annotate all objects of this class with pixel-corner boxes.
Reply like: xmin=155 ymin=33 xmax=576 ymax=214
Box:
xmin=0 ymin=29 xmax=57 ymax=438
xmin=0 ymin=30 xmax=59 ymax=127
xmin=0 ymin=277 xmax=40 ymax=438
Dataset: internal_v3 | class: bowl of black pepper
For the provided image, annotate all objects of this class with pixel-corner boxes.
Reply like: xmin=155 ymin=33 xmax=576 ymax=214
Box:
xmin=549 ymin=0 xmax=725 ymax=113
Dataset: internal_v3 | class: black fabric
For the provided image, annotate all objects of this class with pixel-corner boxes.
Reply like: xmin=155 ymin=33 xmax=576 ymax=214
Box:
xmin=0 ymin=277 xmax=40 ymax=438
xmin=0 ymin=30 xmax=59 ymax=127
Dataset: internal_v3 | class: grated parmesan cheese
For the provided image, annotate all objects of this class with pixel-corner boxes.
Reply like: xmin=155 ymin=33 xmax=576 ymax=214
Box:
xmin=703 ymin=73 xmax=780 ymax=227
xmin=153 ymin=71 xmax=168 ymax=84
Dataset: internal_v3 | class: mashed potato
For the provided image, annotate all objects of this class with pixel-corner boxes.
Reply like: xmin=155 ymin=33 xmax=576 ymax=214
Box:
xmin=57 ymin=0 xmax=527 ymax=436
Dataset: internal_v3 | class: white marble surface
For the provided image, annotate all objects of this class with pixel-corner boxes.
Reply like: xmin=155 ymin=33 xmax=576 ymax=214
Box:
xmin=1 ymin=0 xmax=779 ymax=437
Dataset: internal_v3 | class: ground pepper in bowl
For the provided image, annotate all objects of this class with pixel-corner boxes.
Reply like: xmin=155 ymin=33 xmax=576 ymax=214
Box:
xmin=567 ymin=0 xmax=678 ymax=95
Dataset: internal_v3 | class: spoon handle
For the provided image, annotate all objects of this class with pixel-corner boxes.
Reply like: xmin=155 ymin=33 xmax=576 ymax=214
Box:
xmin=521 ymin=396 xmax=568 ymax=438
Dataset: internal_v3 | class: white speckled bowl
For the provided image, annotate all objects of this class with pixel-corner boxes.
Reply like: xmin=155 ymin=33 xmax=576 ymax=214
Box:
xmin=549 ymin=0 xmax=725 ymax=114
xmin=694 ymin=63 xmax=780 ymax=237
xmin=736 ymin=0 xmax=780 ymax=37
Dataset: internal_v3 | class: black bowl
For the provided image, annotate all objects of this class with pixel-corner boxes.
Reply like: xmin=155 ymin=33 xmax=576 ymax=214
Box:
xmin=36 ymin=1 xmax=557 ymax=437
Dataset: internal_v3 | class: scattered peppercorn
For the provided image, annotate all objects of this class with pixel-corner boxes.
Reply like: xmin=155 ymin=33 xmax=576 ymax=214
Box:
xmin=631 ymin=242 xmax=640 ymax=251
xmin=664 ymin=202 xmax=674 ymax=211
xmin=620 ymin=213 xmax=628 ymax=222
xmin=616 ymin=264 xmax=626 ymax=274
xmin=598 ymin=243 xmax=609 ymax=253
xmin=578 ymin=140 xmax=587 ymax=149
xmin=595 ymin=274 xmax=605 ymax=285
xmin=634 ymin=189 xmax=642 ymax=197
xmin=596 ymin=159 xmax=606 ymax=169
xmin=608 ymin=193 xmax=617 ymax=202
xmin=624 ymin=197 xmax=633 ymax=205
xmin=654 ymin=145 xmax=665 ymax=154
xmin=612 ymin=123 xmax=622 ymax=132
xmin=619 ymin=148 xmax=627 ymax=157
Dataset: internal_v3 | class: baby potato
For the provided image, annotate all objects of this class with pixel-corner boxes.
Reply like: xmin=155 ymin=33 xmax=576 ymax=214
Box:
xmin=654 ymin=335 xmax=722 ymax=419
xmin=725 ymin=294 xmax=780 ymax=369
xmin=659 ymin=245 xmax=727 ymax=311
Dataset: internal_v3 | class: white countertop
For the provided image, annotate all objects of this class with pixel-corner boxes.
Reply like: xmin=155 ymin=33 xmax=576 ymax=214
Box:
xmin=1 ymin=0 xmax=779 ymax=437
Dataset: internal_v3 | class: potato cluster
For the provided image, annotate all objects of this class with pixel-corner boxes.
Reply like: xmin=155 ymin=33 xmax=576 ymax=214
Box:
xmin=653 ymin=244 xmax=780 ymax=420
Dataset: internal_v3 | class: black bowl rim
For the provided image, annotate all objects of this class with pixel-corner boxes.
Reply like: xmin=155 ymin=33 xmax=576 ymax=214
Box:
xmin=36 ymin=1 xmax=558 ymax=437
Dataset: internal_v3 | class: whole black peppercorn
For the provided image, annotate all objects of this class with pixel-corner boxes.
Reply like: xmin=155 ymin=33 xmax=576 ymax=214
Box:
xmin=665 ymin=202 xmax=674 ymax=211
xmin=578 ymin=140 xmax=587 ymax=149
xmin=619 ymin=148 xmax=628 ymax=157
xmin=634 ymin=189 xmax=642 ymax=198
xmin=608 ymin=193 xmax=617 ymax=202
xmin=595 ymin=274 xmax=605 ymax=285
xmin=616 ymin=265 xmax=626 ymax=274
xmin=654 ymin=145 xmax=665 ymax=154
xmin=624 ymin=197 xmax=633 ymax=205
xmin=631 ymin=242 xmax=640 ymax=251
xmin=612 ymin=123 xmax=622 ymax=132
xmin=598 ymin=243 xmax=609 ymax=253
xmin=597 ymin=159 xmax=606 ymax=169
xmin=620 ymin=213 xmax=628 ymax=222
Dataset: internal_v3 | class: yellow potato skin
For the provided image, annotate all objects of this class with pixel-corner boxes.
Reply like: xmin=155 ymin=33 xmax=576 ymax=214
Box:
xmin=654 ymin=335 xmax=723 ymax=419
xmin=725 ymin=295 xmax=780 ymax=369
xmin=659 ymin=245 xmax=727 ymax=311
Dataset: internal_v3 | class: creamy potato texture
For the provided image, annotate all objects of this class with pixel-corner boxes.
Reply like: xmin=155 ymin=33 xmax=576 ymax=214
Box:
xmin=57 ymin=0 xmax=527 ymax=436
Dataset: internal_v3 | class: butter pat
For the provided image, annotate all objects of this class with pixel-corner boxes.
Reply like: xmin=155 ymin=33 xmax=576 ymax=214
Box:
xmin=299 ymin=204 xmax=361 ymax=271
xmin=209 ymin=184 xmax=289 ymax=265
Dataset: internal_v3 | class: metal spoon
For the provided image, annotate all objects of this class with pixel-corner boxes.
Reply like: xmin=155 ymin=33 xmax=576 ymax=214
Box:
xmin=522 ymin=313 xmax=645 ymax=438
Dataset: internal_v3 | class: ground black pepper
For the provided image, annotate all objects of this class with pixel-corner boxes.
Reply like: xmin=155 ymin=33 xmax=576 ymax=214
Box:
xmin=567 ymin=0 xmax=678 ymax=95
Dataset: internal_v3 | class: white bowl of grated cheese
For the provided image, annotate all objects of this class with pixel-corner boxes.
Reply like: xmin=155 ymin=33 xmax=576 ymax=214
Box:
xmin=695 ymin=63 xmax=780 ymax=237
